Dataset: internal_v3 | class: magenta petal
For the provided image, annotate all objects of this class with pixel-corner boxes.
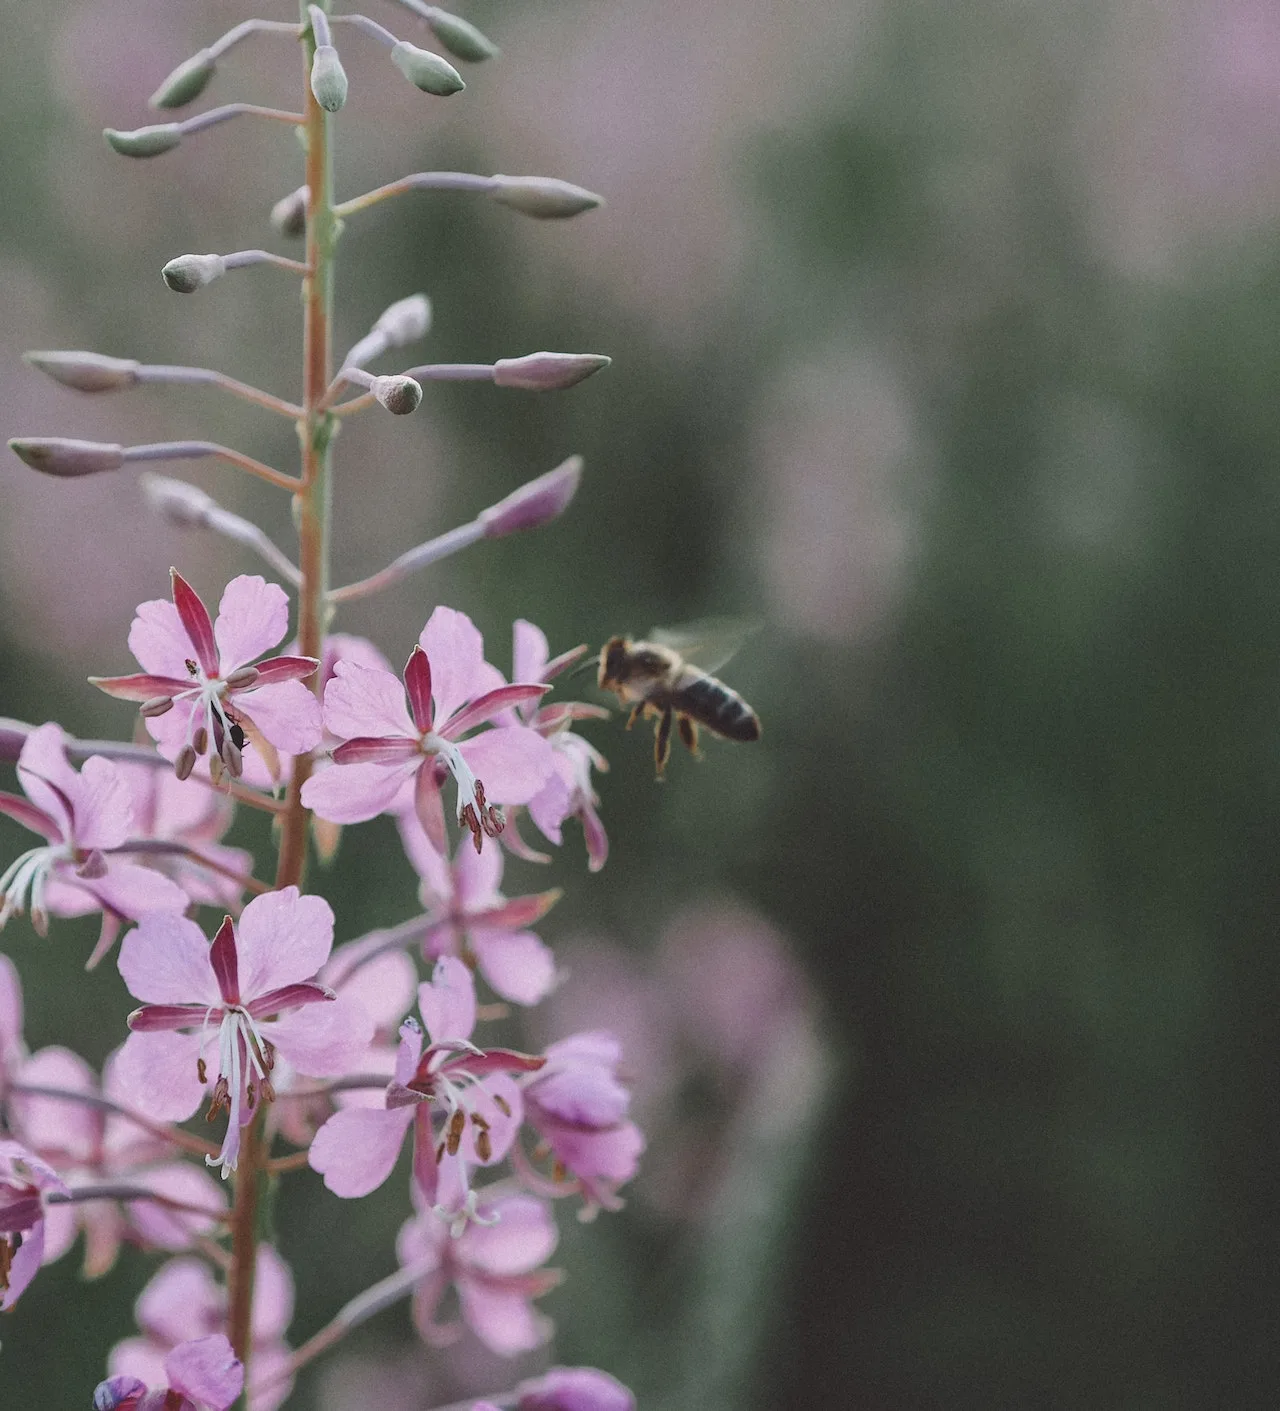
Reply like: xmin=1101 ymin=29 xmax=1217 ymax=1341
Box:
xmin=89 ymin=672 xmax=191 ymax=703
xmin=443 ymin=684 xmax=550 ymax=739
xmin=111 ymin=1031 xmax=204 ymax=1122
xmin=170 ymin=572 xmax=220 ymax=677
xmin=119 ymin=912 xmax=220 ymax=1006
xmin=252 ymin=655 xmax=321 ymax=686
xmin=134 ymin=1255 xmax=218 ymax=1343
xmin=214 ymin=575 xmax=288 ymax=672
xmin=332 ymin=736 xmax=421 ymax=765
xmin=246 ymin=982 xmax=334 ymax=1018
xmin=237 ymin=679 xmax=322 ymax=756
xmin=458 ymin=728 xmax=555 ymax=805
xmin=128 ymin=1004 xmax=215 ymax=1031
xmin=209 ymin=915 xmax=239 ymax=1004
xmin=420 ymin=606 xmax=489 ymax=725
xmin=323 ymin=660 xmax=416 ymax=741
xmin=235 ymin=887 xmax=334 ymax=997
xmin=129 ymin=598 xmax=196 ymax=680
xmin=165 ymin=1334 xmax=244 ymax=1411
xmin=473 ymin=929 xmax=557 ymax=1006
xmin=309 ymin=1105 xmax=413 ymax=1197
xmin=417 ymin=956 xmax=475 ymax=1043
xmin=414 ymin=763 xmax=447 ymax=855
xmin=301 ymin=759 xmax=419 ymax=824
xmin=266 ymin=990 xmax=373 ymax=1075
xmin=0 ymin=790 xmax=60 ymax=841
xmin=404 ymin=646 xmax=434 ymax=733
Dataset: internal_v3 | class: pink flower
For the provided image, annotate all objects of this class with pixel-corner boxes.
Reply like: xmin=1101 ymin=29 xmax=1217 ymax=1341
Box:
xmin=0 ymin=951 xmax=26 ymax=1091
xmin=397 ymin=1190 xmax=560 ymax=1355
xmin=94 ymin=1334 xmax=243 ymax=1411
xmin=91 ymin=571 xmax=321 ymax=782
xmin=301 ymin=606 xmax=554 ymax=855
xmin=519 ymin=1034 xmax=643 ymax=1216
xmin=0 ymin=722 xmax=188 ymax=938
xmin=308 ymin=956 xmax=541 ymax=1215
xmin=0 ymin=1137 xmax=69 ymax=1308
xmin=109 ymin=1247 xmax=294 ymax=1411
xmin=399 ymin=826 xmax=561 ymax=1006
xmin=113 ymin=889 xmax=373 ymax=1176
xmin=515 ymin=1367 xmax=636 ymax=1411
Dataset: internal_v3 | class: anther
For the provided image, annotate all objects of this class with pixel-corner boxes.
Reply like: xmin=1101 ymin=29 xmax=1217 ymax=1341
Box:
xmin=185 ymin=659 xmax=199 ymax=677
xmin=197 ymin=1057 xmax=207 ymax=1084
xmin=206 ymin=1076 xmax=230 ymax=1122
xmin=475 ymin=1127 xmax=492 ymax=1162
xmin=140 ymin=695 xmax=175 ymax=718
xmin=191 ymin=725 xmax=209 ymax=755
xmin=224 ymin=665 xmax=260 ymax=690
xmin=493 ymin=1094 xmax=512 ymax=1118
xmin=175 ymin=745 xmax=198 ymax=781
xmin=445 ymin=1108 xmax=466 ymax=1155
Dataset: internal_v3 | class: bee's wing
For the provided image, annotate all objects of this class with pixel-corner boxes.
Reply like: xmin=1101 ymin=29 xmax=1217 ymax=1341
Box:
xmin=648 ymin=617 xmax=760 ymax=674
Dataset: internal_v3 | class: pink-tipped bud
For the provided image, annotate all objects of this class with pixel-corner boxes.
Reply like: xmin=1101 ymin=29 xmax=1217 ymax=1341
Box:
xmin=9 ymin=438 xmax=125 ymax=477
xmin=374 ymin=294 xmax=432 ymax=347
xmin=150 ymin=49 xmax=216 ymax=109
xmin=390 ymin=41 xmax=465 ymax=96
xmin=480 ymin=456 xmax=582 ymax=537
xmin=104 ymin=124 xmax=182 ymax=158
xmin=23 ymin=350 xmax=141 ymax=393
xmin=139 ymin=473 xmax=216 ymax=528
xmin=516 ymin=1368 xmax=636 ymax=1411
xmin=310 ymin=44 xmax=348 ymax=112
xmin=372 ymin=375 xmax=424 ymax=415
xmin=162 ymin=254 xmax=227 ymax=293
xmin=493 ymin=352 xmax=611 ymax=391
xmin=271 ymin=185 xmax=309 ymax=239
xmin=424 ymin=9 xmax=500 ymax=63
xmin=489 ymin=175 xmax=603 ymax=219
xmin=140 ymin=696 xmax=175 ymax=718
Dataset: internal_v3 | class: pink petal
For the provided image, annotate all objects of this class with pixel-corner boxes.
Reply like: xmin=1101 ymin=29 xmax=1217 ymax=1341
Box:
xmin=90 ymin=671 xmax=192 ymax=702
xmin=420 ymin=606 xmax=489 ymax=725
xmin=247 ymin=1343 xmax=295 ymax=1411
xmin=453 ymin=837 xmax=504 ymax=909
xmin=460 ymin=1193 xmax=558 ymax=1275
xmin=456 ymin=1280 xmax=550 ymax=1356
xmin=473 ymin=929 xmax=557 ymax=1006
xmin=512 ymin=620 xmax=549 ymax=687
xmin=126 ymin=1164 xmax=228 ymax=1250
xmin=109 ymin=1339 xmax=168 ymax=1394
xmin=0 ymin=790 xmax=59 ymax=841
xmin=10 ymin=1046 xmax=100 ymax=1161
xmin=15 ymin=722 xmax=79 ymax=837
xmin=234 ymin=888 xmax=334 ymax=997
xmin=252 ymin=655 xmax=320 ymax=686
xmin=399 ymin=809 xmax=452 ymax=895
xmin=251 ymin=1244 xmax=295 ymax=1342
xmin=128 ymin=1004 xmax=216 ymax=1031
xmin=328 ymin=949 xmax=416 ymax=1032
xmin=119 ymin=912 xmax=219 ymax=1006
xmin=111 ymin=1031 xmax=204 ymax=1122
xmin=265 ymin=990 xmax=373 ymax=1076
xmin=0 ymin=1216 xmax=45 ymax=1308
xmin=86 ymin=861 xmax=190 ymax=922
xmin=333 ymin=737 xmax=421 ymax=765
xmin=458 ymin=728 xmax=555 ymax=805
xmin=0 ymin=953 xmax=23 ymax=1063
xmin=38 ymin=1201 xmax=79 ymax=1267
xmin=443 ymin=684 xmax=550 ymax=740
xmin=301 ymin=759 xmax=418 ymax=824
xmin=214 ymin=575 xmax=289 ymax=671
xmin=461 ymin=1072 xmax=523 ymax=1164
xmin=323 ymin=660 xmax=416 ymax=741
xmin=170 ymin=572 xmax=220 ymax=676
xmin=129 ymin=597 xmax=196 ymax=680
xmin=165 ymin=1333 xmax=245 ymax=1411
xmin=414 ymin=763 xmax=447 ymax=855
xmin=308 ymin=1105 xmax=413 ymax=1196
xmin=247 ymin=982 xmax=334 ymax=1019
xmin=404 ymin=646 xmax=434 ymax=732
xmin=72 ymin=756 xmax=134 ymax=850
xmin=238 ymin=680 xmax=323 ymax=756
xmin=417 ymin=956 xmax=475 ymax=1044
xmin=136 ymin=1255 xmax=220 ymax=1342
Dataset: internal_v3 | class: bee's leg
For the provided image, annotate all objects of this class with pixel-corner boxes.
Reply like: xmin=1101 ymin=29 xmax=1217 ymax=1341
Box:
xmin=678 ymin=714 xmax=701 ymax=758
xmin=654 ymin=708 xmax=673 ymax=778
xmin=625 ymin=702 xmax=645 ymax=731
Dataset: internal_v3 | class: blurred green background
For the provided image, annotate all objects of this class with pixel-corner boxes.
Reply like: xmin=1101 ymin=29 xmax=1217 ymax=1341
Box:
xmin=4 ymin=0 xmax=1280 ymax=1407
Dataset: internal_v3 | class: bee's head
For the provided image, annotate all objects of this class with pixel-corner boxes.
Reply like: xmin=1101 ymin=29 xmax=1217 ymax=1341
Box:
xmin=600 ymin=635 xmax=630 ymax=686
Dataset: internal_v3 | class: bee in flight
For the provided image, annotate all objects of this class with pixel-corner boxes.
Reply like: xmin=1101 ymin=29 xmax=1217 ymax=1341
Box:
xmin=593 ymin=621 xmax=761 ymax=777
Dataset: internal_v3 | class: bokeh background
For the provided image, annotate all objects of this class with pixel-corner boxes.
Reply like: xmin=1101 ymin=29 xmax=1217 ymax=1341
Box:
xmin=3 ymin=0 xmax=1280 ymax=1407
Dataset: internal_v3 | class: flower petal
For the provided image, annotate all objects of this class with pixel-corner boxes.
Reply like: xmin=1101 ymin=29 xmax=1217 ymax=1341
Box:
xmin=85 ymin=861 xmax=190 ymax=922
xmin=420 ymin=606 xmax=488 ymax=725
xmin=456 ymin=1279 xmax=550 ymax=1356
xmin=171 ymin=571 xmax=219 ymax=676
xmin=301 ymin=759 xmax=419 ymax=824
xmin=111 ymin=1031 xmax=204 ymax=1122
xmin=457 ymin=728 xmax=555 ymax=805
xmin=165 ymin=1333 xmax=244 ymax=1411
xmin=265 ymin=990 xmax=373 ymax=1075
xmin=332 ymin=737 xmax=422 ymax=765
xmin=417 ymin=956 xmax=475 ymax=1044
xmin=129 ymin=597 xmax=195 ymax=679
xmin=238 ymin=680 xmax=323 ymax=756
xmin=119 ymin=912 xmax=219 ymax=1006
xmin=15 ymin=722 xmax=80 ymax=838
xmin=234 ymin=888 xmax=334 ymax=997
xmin=252 ymin=655 xmax=320 ymax=687
xmin=404 ymin=646 xmax=434 ymax=733
xmin=88 ymin=672 xmax=191 ymax=702
xmin=512 ymin=619 xmax=549 ymax=688
xmin=461 ymin=1193 xmax=558 ymax=1275
xmin=443 ymin=684 xmax=550 ymax=740
xmin=323 ymin=660 xmax=416 ymax=741
xmin=308 ymin=1105 xmax=413 ymax=1197
xmin=213 ymin=575 xmax=288 ymax=672
xmin=10 ymin=1046 xmax=99 ymax=1162
xmin=473 ymin=929 xmax=557 ymax=1006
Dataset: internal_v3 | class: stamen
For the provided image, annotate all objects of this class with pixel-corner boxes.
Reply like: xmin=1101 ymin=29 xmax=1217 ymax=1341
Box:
xmin=445 ymin=1107 xmax=466 ymax=1155
xmin=493 ymin=1094 xmax=512 ymax=1118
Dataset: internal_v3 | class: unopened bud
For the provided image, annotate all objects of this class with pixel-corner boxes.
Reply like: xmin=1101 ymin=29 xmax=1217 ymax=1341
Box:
xmin=104 ymin=124 xmax=182 ymax=158
xmin=175 ymin=745 xmax=198 ymax=781
xmin=140 ymin=696 xmax=175 ymax=718
xmin=390 ymin=41 xmax=465 ymax=96
xmin=310 ymin=44 xmax=348 ymax=112
xmin=373 ymin=375 xmax=424 ymax=415
xmin=374 ymin=294 xmax=432 ymax=347
xmin=23 ymin=350 xmax=140 ymax=393
xmin=424 ymin=9 xmax=500 ymax=63
xmin=271 ymin=185 xmax=309 ymax=239
xmin=150 ymin=49 xmax=217 ymax=109
xmin=493 ymin=352 xmax=611 ymax=391
xmin=139 ymin=473 xmax=217 ymax=528
xmin=9 ymin=437 xmax=126 ymax=478
xmin=162 ymin=253 xmax=227 ymax=293
xmin=480 ymin=456 xmax=582 ymax=537
xmin=489 ymin=175 xmax=603 ymax=219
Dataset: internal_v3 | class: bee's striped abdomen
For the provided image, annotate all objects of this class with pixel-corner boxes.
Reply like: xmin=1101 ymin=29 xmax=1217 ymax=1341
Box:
xmin=672 ymin=671 xmax=761 ymax=742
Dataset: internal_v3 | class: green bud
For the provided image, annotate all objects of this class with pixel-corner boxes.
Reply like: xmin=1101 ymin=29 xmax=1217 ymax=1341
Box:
xmin=162 ymin=254 xmax=227 ymax=293
xmin=9 ymin=437 xmax=126 ymax=477
xmin=104 ymin=124 xmax=183 ymax=159
xmin=390 ymin=41 xmax=465 ymax=97
xmin=310 ymin=44 xmax=349 ymax=113
xmin=150 ymin=50 xmax=216 ymax=109
xmin=23 ymin=351 xmax=140 ymax=393
xmin=425 ymin=9 xmax=500 ymax=63
xmin=489 ymin=175 xmax=604 ymax=219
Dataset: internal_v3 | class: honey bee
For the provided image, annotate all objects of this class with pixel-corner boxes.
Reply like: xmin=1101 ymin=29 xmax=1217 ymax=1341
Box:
xmin=594 ymin=622 xmax=761 ymax=776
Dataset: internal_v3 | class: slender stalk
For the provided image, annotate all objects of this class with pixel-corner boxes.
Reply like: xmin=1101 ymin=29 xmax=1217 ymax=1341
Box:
xmin=137 ymin=364 xmax=303 ymax=417
xmin=122 ymin=440 xmax=301 ymax=492
xmin=334 ymin=170 xmax=496 ymax=218
xmin=7 ymin=1083 xmax=218 ymax=1159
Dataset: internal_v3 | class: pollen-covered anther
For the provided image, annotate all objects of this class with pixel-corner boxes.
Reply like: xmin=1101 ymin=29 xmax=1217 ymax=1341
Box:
xmin=197 ymin=1057 xmax=208 ymax=1084
xmin=191 ymin=725 xmax=209 ymax=756
xmin=259 ymin=1076 xmax=276 ymax=1104
xmin=474 ymin=1123 xmax=492 ymax=1162
xmin=493 ymin=1094 xmax=513 ymax=1118
xmin=140 ymin=695 xmax=174 ymax=718
xmin=223 ymin=666 xmax=260 ymax=690
xmin=445 ymin=1107 xmax=466 ymax=1155
xmin=175 ymin=745 xmax=198 ymax=781
xmin=206 ymin=1076 xmax=231 ymax=1122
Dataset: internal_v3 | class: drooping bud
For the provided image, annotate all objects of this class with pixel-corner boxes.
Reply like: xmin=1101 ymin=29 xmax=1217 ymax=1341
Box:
xmin=162 ymin=254 xmax=228 ymax=293
xmin=424 ymin=9 xmax=500 ymax=62
xmin=104 ymin=124 xmax=182 ymax=158
xmin=23 ymin=350 xmax=140 ymax=393
xmin=372 ymin=375 xmax=424 ymax=415
xmin=480 ymin=456 xmax=582 ymax=537
xmin=271 ymin=185 xmax=309 ymax=238
xmin=375 ymin=294 xmax=432 ymax=347
xmin=9 ymin=438 xmax=126 ymax=478
xmin=489 ymin=175 xmax=603 ymax=219
xmin=493 ymin=352 xmax=612 ymax=391
xmin=150 ymin=49 xmax=217 ymax=109
xmin=310 ymin=44 xmax=349 ymax=112
xmin=390 ymin=41 xmax=465 ymax=96
xmin=139 ymin=473 xmax=217 ymax=528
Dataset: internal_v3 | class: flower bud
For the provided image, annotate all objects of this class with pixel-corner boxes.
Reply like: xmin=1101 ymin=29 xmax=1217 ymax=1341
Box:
xmin=150 ymin=49 xmax=216 ymax=109
xmin=310 ymin=44 xmax=348 ymax=112
xmin=9 ymin=437 xmax=126 ymax=478
xmin=374 ymin=294 xmax=432 ymax=347
xmin=139 ymin=472 xmax=217 ymax=527
xmin=162 ymin=253 xmax=227 ymax=293
xmin=489 ymin=176 xmax=603 ymax=219
xmin=271 ymin=185 xmax=309 ymax=239
xmin=390 ymin=41 xmax=465 ymax=96
xmin=493 ymin=352 xmax=611 ymax=391
xmin=516 ymin=1368 xmax=636 ymax=1411
xmin=372 ymin=375 xmax=424 ymax=415
xmin=425 ymin=9 xmax=500 ymax=62
xmin=480 ymin=456 xmax=582 ymax=537
xmin=23 ymin=350 xmax=140 ymax=393
xmin=104 ymin=124 xmax=182 ymax=158
xmin=94 ymin=1374 xmax=147 ymax=1411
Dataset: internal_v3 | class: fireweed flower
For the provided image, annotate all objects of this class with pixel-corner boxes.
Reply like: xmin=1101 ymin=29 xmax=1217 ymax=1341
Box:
xmin=91 ymin=571 xmax=321 ymax=782
xmin=515 ymin=1367 xmax=637 ymax=1411
xmin=94 ymin=1335 xmax=243 ymax=1411
xmin=398 ymin=825 xmax=561 ymax=1005
xmin=113 ymin=889 xmax=373 ymax=1176
xmin=0 ymin=1137 xmax=68 ymax=1309
xmin=0 ymin=722 xmax=188 ymax=938
xmin=301 ymin=606 xmax=554 ymax=854
xmin=110 ymin=1247 xmax=294 ymax=1411
xmin=397 ymin=1189 xmax=560 ymax=1355
xmin=309 ymin=956 xmax=541 ymax=1216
